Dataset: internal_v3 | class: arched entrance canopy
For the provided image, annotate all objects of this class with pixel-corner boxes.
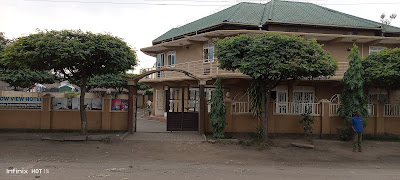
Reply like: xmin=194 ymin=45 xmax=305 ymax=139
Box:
xmin=127 ymin=68 xmax=202 ymax=83
xmin=122 ymin=68 xmax=207 ymax=134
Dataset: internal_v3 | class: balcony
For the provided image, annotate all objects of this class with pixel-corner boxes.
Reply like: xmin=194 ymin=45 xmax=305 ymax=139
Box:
xmin=140 ymin=60 xmax=349 ymax=80
xmin=140 ymin=59 xmax=243 ymax=80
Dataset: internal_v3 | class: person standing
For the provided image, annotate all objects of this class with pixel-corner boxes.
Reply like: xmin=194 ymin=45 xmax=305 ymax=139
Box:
xmin=351 ymin=110 xmax=363 ymax=152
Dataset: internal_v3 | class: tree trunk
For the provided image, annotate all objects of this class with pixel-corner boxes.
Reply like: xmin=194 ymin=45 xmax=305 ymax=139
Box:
xmin=262 ymin=89 xmax=270 ymax=141
xmin=80 ymin=76 xmax=88 ymax=136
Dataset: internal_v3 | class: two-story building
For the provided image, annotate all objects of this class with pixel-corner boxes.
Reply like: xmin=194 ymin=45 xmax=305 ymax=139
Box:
xmin=140 ymin=1 xmax=400 ymax=135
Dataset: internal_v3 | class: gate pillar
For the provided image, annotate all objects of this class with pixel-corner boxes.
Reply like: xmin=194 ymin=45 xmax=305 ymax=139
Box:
xmin=128 ymin=80 xmax=138 ymax=134
xmin=198 ymin=80 xmax=207 ymax=134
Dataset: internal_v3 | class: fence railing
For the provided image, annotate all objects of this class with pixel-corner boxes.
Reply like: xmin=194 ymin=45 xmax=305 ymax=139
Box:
xmin=329 ymin=103 xmax=376 ymax=116
xmin=329 ymin=103 xmax=340 ymax=116
xmin=232 ymin=101 xmax=252 ymax=114
xmin=274 ymin=102 xmax=321 ymax=115
xmin=141 ymin=61 xmax=349 ymax=79
xmin=384 ymin=104 xmax=400 ymax=117
xmin=141 ymin=59 xmax=241 ymax=79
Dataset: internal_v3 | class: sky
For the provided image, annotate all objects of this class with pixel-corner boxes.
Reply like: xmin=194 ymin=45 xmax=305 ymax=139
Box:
xmin=1 ymin=0 xmax=399 ymax=73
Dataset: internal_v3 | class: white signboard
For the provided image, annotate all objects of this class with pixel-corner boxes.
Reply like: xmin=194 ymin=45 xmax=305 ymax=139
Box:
xmin=0 ymin=96 xmax=42 ymax=109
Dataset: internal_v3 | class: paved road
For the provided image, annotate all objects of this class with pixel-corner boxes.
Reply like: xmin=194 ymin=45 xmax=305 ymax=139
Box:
xmin=132 ymin=109 xmax=205 ymax=141
xmin=136 ymin=110 xmax=167 ymax=132
xmin=1 ymin=139 xmax=399 ymax=180
xmin=124 ymin=132 xmax=206 ymax=141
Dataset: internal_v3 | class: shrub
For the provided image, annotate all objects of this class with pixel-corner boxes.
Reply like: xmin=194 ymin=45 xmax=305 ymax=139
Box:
xmin=299 ymin=110 xmax=315 ymax=138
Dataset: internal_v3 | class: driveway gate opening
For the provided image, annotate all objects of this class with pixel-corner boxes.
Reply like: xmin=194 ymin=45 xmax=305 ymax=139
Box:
xmin=167 ymin=87 xmax=199 ymax=131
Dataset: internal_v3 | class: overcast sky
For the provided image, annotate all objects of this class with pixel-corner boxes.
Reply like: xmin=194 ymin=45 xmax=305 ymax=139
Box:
xmin=1 ymin=0 xmax=399 ymax=73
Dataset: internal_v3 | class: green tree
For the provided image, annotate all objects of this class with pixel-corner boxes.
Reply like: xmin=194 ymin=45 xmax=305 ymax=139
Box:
xmin=363 ymin=48 xmax=400 ymax=90
xmin=88 ymin=74 xmax=152 ymax=93
xmin=2 ymin=30 xmax=137 ymax=135
xmin=87 ymin=74 xmax=127 ymax=93
xmin=0 ymin=32 xmax=11 ymax=69
xmin=0 ymin=32 xmax=55 ymax=90
xmin=0 ymin=69 xmax=55 ymax=90
xmin=209 ymin=77 xmax=226 ymax=139
xmin=338 ymin=44 xmax=368 ymax=120
xmin=214 ymin=33 xmax=337 ymax=141
xmin=0 ymin=32 xmax=10 ymax=53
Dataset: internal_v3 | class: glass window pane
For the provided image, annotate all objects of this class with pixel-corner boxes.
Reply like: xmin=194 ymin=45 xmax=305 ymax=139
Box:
xmin=209 ymin=47 xmax=214 ymax=60
xmin=203 ymin=49 xmax=209 ymax=60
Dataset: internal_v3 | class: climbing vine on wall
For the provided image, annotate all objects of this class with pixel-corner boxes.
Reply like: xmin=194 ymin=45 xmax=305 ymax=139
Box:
xmin=209 ymin=77 xmax=227 ymax=139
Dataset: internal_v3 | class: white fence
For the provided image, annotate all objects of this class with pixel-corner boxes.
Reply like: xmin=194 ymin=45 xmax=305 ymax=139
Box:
xmin=232 ymin=102 xmax=252 ymax=114
xmin=329 ymin=103 xmax=340 ymax=116
xmin=274 ymin=102 xmax=321 ymax=115
xmin=329 ymin=103 xmax=376 ymax=116
xmin=384 ymin=104 xmax=400 ymax=117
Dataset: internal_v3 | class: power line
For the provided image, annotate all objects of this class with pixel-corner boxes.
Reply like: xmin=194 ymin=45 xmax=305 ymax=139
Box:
xmin=24 ymin=0 xmax=400 ymax=6
xmin=24 ymin=0 xmax=233 ymax=6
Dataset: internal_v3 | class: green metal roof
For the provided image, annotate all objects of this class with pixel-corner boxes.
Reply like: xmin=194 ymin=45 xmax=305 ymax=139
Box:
xmin=153 ymin=0 xmax=400 ymax=43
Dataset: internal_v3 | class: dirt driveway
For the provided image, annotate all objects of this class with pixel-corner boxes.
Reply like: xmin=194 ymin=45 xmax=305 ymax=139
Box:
xmin=0 ymin=137 xmax=399 ymax=180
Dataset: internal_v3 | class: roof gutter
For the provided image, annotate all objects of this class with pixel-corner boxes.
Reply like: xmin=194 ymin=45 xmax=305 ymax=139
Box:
xmin=262 ymin=20 xmax=383 ymax=31
xmin=152 ymin=22 xmax=260 ymax=45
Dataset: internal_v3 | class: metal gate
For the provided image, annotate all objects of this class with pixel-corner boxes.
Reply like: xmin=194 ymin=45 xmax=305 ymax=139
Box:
xmin=166 ymin=87 xmax=199 ymax=131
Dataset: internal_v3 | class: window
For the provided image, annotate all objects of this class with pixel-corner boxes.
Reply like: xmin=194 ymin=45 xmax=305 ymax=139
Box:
xmin=367 ymin=88 xmax=388 ymax=104
xmin=156 ymin=53 xmax=165 ymax=78
xmin=293 ymin=86 xmax=315 ymax=114
xmin=369 ymin=46 xmax=385 ymax=55
xmin=274 ymin=86 xmax=288 ymax=114
xmin=167 ymin=51 xmax=175 ymax=67
xmin=157 ymin=53 xmax=165 ymax=68
xmin=203 ymin=44 xmax=214 ymax=63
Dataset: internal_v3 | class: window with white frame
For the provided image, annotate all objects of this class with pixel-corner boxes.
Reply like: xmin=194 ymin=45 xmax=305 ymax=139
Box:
xmin=157 ymin=53 xmax=165 ymax=68
xmin=367 ymin=88 xmax=388 ymax=104
xmin=203 ymin=43 xmax=214 ymax=63
xmin=274 ymin=86 xmax=288 ymax=114
xmin=167 ymin=51 xmax=175 ymax=67
xmin=292 ymin=86 xmax=315 ymax=114
xmin=157 ymin=53 xmax=165 ymax=78
xmin=369 ymin=46 xmax=385 ymax=55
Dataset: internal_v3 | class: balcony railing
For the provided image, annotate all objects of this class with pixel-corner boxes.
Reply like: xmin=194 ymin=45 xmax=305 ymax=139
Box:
xmin=274 ymin=102 xmax=321 ymax=115
xmin=140 ymin=59 xmax=241 ymax=79
xmin=141 ymin=60 xmax=350 ymax=80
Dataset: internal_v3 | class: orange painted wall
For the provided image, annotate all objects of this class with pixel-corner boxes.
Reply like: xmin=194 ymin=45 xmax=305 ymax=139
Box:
xmin=0 ymin=109 xmax=41 ymax=129
xmin=50 ymin=110 xmax=102 ymax=130
xmin=384 ymin=118 xmax=400 ymax=134
xmin=110 ymin=112 xmax=128 ymax=130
